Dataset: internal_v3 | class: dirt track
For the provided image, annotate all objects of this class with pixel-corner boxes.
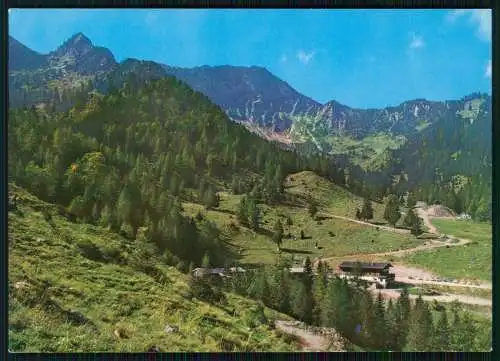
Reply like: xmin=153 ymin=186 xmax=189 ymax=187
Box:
xmin=275 ymin=320 xmax=344 ymax=352
xmin=324 ymin=213 xmax=411 ymax=234
xmin=321 ymin=205 xmax=492 ymax=299
xmin=377 ymin=288 xmax=491 ymax=307
xmin=322 ymin=205 xmax=472 ymax=262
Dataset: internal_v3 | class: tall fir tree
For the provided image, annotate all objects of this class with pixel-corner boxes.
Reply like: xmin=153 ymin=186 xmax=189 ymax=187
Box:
xmin=360 ymin=197 xmax=374 ymax=221
xmin=432 ymin=310 xmax=451 ymax=351
xmin=272 ymin=219 xmax=284 ymax=250
xmin=384 ymin=194 xmax=401 ymax=227
xmin=292 ymin=281 xmax=313 ymax=324
xmin=405 ymin=295 xmax=434 ymax=351
xmin=237 ymin=196 xmax=249 ymax=226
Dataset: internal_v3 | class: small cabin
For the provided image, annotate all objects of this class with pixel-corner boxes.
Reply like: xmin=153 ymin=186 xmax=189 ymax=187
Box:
xmin=338 ymin=261 xmax=393 ymax=275
xmin=191 ymin=267 xmax=246 ymax=279
xmin=339 ymin=262 xmax=393 ymax=278
xmin=289 ymin=266 xmax=305 ymax=274
xmin=338 ymin=261 xmax=395 ymax=288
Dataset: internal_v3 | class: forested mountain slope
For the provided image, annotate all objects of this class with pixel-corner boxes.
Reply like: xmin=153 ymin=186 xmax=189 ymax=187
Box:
xmin=8 ymin=33 xmax=491 ymax=220
xmin=8 ymin=75 xmax=346 ymax=265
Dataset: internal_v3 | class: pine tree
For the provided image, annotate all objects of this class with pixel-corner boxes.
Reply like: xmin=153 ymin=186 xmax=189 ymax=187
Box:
xmin=411 ymin=216 xmax=423 ymax=236
xmin=272 ymin=219 xmax=284 ymax=250
xmin=203 ymin=185 xmax=219 ymax=209
xmin=307 ymin=196 xmax=318 ymax=219
xmin=384 ymin=194 xmax=401 ymax=227
xmin=254 ymin=270 xmax=271 ymax=306
xmin=321 ymin=280 xmax=338 ymax=328
xmin=451 ymin=309 xmax=477 ymax=351
xmin=403 ymin=208 xmax=417 ymax=227
xmin=369 ymin=292 xmax=388 ymax=349
xmin=248 ymin=199 xmax=260 ymax=230
xmin=286 ymin=215 xmax=293 ymax=235
xmin=406 ymin=192 xmax=417 ymax=208
xmin=405 ymin=295 xmax=434 ymax=351
xmin=360 ymin=198 xmax=374 ymax=221
xmin=237 ymin=196 xmax=249 ymax=226
xmin=292 ymin=281 xmax=313 ymax=323
xmin=231 ymin=176 xmax=239 ymax=194
xmin=403 ymin=208 xmax=424 ymax=235
xmin=357 ymin=288 xmax=374 ymax=344
xmin=303 ymin=257 xmax=313 ymax=285
xmin=312 ymin=265 xmax=327 ymax=325
xmin=396 ymin=287 xmax=411 ymax=348
xmin=432 ymin=310 xmax=451 ymax=351
xmin=99 ymin=203 xmax=112 ymax=227
xmin=385 ymin=299 xmax=403 ymax=351
xmin=273 ymin=269 xmax=290 ymax=314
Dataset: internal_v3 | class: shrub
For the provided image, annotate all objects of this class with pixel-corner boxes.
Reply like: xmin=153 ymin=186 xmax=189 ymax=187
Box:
xmin=176 ymin=261 xmax=187 ymax=273
xmin=99 ymin=244 xmax=123 ymax=263
xmin=76 ymin=240 xmax=103 ymax=261
xmin=163 ymin=250 xmax=181 ymax=267
xmin=242 ymin=304 xmax=267 ymax=328
xmin=189 ymin=276 xmax=226 ymax=304
xmin=119 ymin=223 xmax=135 ymax=239
xmin=42 ymin=210 xmax=52 ymax=222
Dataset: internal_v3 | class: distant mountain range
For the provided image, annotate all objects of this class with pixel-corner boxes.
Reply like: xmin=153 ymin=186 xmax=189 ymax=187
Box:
xmin=8 ymin=33 xmax=491 ymax=181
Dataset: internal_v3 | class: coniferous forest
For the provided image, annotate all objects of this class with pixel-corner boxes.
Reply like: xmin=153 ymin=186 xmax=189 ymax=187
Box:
xmin=8 ymin=75 xmax=345 ymax=267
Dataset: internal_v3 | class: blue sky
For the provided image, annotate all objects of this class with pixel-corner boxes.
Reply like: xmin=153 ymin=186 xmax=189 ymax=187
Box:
xmin=9 ymin=9 xmax=492 ymax=108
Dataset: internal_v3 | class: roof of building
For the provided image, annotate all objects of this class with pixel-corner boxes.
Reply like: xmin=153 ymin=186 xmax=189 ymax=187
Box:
xmin=192 ymin=267 xmax=248 ymax=276
xmin=339 ymin=261 xmax=393 ymax=271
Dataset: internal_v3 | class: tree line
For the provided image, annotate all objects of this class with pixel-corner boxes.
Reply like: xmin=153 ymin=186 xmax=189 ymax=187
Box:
xmin=210 ymin=256 xmax=490 ymax=351
xmin=355 ymin=195 xmax=423 ymax=235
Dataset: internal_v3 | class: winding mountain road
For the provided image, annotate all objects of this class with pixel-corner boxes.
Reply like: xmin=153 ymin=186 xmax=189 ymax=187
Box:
xmin=320 ymin=206 xmax=492 ymax=294
xmin=323 ymin=213 xmax=411 ymax=234
xmin=321 ymin=206 xmax=471 ymax=260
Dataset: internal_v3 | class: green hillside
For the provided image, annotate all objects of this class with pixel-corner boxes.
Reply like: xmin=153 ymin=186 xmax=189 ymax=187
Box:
xmin=8 ymin=184 xmax=298 ymax=352
xmin=182 ymin=175 xmax=421 ymax=266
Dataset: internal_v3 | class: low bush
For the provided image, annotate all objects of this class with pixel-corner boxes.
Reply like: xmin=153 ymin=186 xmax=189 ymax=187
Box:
xmin=76 ymin=240 xmax=103 ymax=262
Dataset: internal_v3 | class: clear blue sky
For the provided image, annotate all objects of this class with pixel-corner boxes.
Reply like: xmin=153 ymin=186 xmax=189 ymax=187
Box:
xmin=9 ymin=9 xmax=491 ymax=108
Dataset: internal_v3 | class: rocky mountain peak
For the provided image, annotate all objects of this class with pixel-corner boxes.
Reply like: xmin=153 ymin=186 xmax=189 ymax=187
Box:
xmin=53 ymin=32 xmax=94 ymax=58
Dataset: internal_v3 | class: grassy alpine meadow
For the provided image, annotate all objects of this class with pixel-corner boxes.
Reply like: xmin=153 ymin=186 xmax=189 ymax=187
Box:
xmin=8 ymin=185 xmax=298 ymax=352
xmin=284 ymin=171 xmax=387 ymax=221
xmin=182 ymin=183 xmax=422 ymax=267
xmin=402 ymin=219 xmax=492 ymax=282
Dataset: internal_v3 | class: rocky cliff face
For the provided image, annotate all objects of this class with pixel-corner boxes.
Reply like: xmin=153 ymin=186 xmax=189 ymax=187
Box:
xmin=164 ymin=65 xmax=322 ymax=132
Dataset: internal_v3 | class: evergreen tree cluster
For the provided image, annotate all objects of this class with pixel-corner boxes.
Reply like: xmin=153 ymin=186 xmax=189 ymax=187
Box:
xmin=225 ymin=259 xmax=490 ymax=351
xmin=8 ymin=76 xmax=351 ymax=266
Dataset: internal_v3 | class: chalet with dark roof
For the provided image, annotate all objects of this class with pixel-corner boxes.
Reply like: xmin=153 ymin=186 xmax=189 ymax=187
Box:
xmin=338 ymin=261 xmax=393 ymax=275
